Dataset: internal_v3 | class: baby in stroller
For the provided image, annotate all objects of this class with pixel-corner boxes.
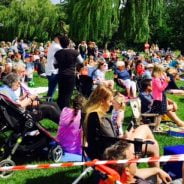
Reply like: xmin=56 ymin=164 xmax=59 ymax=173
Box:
xmin=0 ymin=94 xmax=62 ymax=178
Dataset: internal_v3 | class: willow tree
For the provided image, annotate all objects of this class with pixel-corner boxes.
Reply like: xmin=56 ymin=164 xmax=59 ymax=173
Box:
xmin=0 ymin=0 xmax=61 ymax=41
xmin=67 ymin=0 xmax=164 ymax=44
xmin=68 ymin=0 xmax=120 ymax=42
xmin=120 ymin=0 xmax=164 ymax=43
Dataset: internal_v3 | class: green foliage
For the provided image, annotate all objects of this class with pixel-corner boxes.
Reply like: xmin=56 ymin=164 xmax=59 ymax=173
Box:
xmin=0 ymin=0 xmax=183 ymax=50
xmin=68 ymin=0 xmax=120 ymax=42
xmin=166 ymin=0 xmax=184 ymax=51
xmin=120 ymin=0 xmax=164 ymax=44
xmin=148 ymin=0 xmax=184 ymax=51
xmin=0 ymin=0 xmax=13 ymax=7
xmin=0 ymin=0 xmax=62 ymax=41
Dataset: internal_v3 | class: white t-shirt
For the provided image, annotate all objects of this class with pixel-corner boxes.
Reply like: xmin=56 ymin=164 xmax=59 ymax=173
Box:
xmin=45 ymin=42 xmax=62 ymax=76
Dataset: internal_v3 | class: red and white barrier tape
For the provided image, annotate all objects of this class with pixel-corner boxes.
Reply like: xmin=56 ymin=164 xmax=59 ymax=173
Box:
xmin=1 ymin=154 xmax=184 ymax=172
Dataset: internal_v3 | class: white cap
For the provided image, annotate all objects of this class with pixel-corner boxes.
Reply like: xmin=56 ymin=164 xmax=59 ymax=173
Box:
xmin=116 ymin=61 xmax=125 ymax=67
xmin=146 ymin=64 xmax=154 ymax=68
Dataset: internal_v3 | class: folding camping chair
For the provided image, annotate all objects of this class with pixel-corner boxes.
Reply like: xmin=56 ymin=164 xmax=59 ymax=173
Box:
xmin=129 ymin=97 xmax=159 ymax=127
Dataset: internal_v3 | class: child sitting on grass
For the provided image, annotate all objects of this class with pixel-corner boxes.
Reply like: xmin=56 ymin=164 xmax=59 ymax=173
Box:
xmin=56 ymin=95 xmax=85 ymax=155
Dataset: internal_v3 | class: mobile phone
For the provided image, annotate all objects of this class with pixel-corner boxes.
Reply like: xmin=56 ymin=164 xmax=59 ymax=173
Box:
xmin=127 ymin=121 xmax=135 ymax=131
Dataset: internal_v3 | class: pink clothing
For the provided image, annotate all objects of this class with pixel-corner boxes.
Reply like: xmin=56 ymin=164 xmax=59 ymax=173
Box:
xmin=56 ymin=107 xmax=82 ymax=155
xmin=152 ymin=77 xmax=168 ymax=101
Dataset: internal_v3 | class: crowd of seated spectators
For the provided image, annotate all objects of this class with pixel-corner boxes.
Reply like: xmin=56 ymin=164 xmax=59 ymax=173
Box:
xmin=1 ymin=39 xmax=184 ymax=183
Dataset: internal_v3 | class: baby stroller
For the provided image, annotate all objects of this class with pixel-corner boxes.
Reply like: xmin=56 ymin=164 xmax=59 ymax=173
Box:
xmin=0 ymin=94 xmax=63 ymax=178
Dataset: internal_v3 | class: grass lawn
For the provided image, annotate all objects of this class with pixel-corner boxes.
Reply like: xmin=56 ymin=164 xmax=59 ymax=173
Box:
xmin=1 ymin=73 xmax=184 ymax=184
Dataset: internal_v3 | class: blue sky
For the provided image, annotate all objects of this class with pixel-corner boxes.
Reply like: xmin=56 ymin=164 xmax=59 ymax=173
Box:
xmin=51 ymin=0 xmax=60 ymax=4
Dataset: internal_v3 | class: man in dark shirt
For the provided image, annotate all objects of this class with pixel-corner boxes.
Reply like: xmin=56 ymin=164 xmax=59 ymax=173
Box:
xmin=54 ymin=35 xmax=83 ymax=110
xmin=139 ymin=79 xmax=153 ymax=113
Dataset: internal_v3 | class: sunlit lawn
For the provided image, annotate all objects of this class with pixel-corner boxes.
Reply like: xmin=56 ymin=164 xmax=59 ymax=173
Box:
xmin=1 ymin=72 xmax=184 ymax=184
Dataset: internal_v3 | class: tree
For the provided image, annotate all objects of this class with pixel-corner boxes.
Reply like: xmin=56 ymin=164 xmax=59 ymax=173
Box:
xmin=67 ymin=0 xmax=165 ymax=46
xmin=166 ymin=0 xmax=184 ymax=52
xmin=68 ymin=0 xmax=120 ymax=42
xmin=120 ymin=0 xmax=164 ymax=44
xmin=0 ymin=0 xmax=62 ymax=41
xmin=0 ymin=0 xmax=13 ymax=7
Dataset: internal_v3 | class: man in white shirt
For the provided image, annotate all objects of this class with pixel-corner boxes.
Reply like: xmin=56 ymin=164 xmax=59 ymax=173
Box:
xmin=45 ymin=34 xmax=62 ymax=99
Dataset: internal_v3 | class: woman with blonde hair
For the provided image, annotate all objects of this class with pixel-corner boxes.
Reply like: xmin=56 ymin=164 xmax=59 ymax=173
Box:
xmin=84 ymin=85 xmax=160 ymax=168
xmin=151 ymin=65 xmax=170 ymax=131
xmin=152 ymin=65 xmax=184 ymax=127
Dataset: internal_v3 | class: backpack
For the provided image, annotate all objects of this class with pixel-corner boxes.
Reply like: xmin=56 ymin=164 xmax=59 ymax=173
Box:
xmin=56 ymin=107 xmax=82 ymax=155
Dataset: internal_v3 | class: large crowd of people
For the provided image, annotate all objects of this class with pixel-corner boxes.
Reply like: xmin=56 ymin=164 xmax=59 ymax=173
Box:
xmin=1 ymin=35 xmax=184 ymax=183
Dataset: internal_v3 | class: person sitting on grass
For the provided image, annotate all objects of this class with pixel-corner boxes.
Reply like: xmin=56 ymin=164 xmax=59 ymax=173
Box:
xmin=84 ymin=84 xmax=160 ymax=170
xmin=13 ymin=63 xmax=61 ymax=124
xmin=114 ymin=61 xmax=136 ymax=98
xmin=139 ymin=79 xmax=184 ymax=128
xmin=57 ymin=95 xmax=85 ymax=155
xmin=102 ymin=140 xmax=171 ymax=184
xmin=92 ymin=59 xmax=114 ymax=90
xmin=0 ymin=72 xmax=60 ymax=124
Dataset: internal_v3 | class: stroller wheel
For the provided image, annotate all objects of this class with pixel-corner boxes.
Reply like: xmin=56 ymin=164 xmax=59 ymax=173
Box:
xmin=0 ymin=159 xmax=15 ymax=178
xmin=48 ymin=145 xmax=63 ymax=163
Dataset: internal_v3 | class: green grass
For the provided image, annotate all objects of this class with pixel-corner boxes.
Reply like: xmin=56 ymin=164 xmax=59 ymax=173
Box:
xmin=1 ymin=73 xmax=184 ymax=184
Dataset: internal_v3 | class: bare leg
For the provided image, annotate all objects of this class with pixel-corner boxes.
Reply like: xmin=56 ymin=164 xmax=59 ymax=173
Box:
xmin=126 ymin=87 xmax=131 ymax=97
xmin=129 ymin=125 xmax=160 ymax=167
xmin=130 ymin=81 xmax=137 ymax=98
xmin=167 ymin=110 xmax=184 ymax=127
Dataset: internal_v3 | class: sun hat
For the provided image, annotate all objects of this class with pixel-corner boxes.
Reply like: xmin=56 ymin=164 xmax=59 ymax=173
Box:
xmin=146 ymin=64 xmax=154 ymax=68
xmin=116 ymin=61 xmax=125 ymax=67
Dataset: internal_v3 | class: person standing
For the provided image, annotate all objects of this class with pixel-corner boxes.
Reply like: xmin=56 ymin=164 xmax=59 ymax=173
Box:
xmin=54 ymin=35 xmax=83 ymax=110
xmin=45 ymin=34 xmax=62 ymax=99
xmin=78 ymin=41 xmax=87 ymax=60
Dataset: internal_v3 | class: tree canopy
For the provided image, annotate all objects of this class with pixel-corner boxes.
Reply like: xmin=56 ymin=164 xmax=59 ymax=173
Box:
xmin=68 ymin=0 xmax=119 ymax=42
xmin=120 ymin=0 xmax=164 ymax=43
xmin=0 ymin=0 xmax=61 ymax=41
xmin=0 ymin=0 xmax=183 ymax=51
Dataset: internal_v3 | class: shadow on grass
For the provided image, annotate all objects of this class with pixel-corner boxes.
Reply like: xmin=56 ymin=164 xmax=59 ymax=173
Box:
xmin=179 ymin=98 xmax=184 ymax=102
xmin=25 ymin=167 xmax=82 ymax=184
xmin=25 ymin=167 xmax=97 ymax=184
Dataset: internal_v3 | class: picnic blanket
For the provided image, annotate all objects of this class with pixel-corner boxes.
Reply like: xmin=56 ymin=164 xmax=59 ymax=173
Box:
xmin=28 ymin=86 xmax=48 ymax=95
xmin=160 ymin=122 xmax=184 ymax=137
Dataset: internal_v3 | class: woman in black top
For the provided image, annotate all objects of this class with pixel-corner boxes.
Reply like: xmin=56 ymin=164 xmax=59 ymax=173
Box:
xmin=84 ymin=85 xmax=160 ymax=166
xmin=54 ymin=35 xmax=83 ymax=110
xmin=84 ymin=85 xmax=170 ymax=182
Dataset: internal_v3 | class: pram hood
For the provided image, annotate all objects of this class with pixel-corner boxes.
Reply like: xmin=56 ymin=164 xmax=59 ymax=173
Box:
xmin=0 ymin=93 xmax=34 ymax=132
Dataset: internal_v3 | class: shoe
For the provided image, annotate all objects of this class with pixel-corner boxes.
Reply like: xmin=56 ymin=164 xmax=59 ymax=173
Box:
xmin=153 ymin=127 xmax=164 ymax=133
